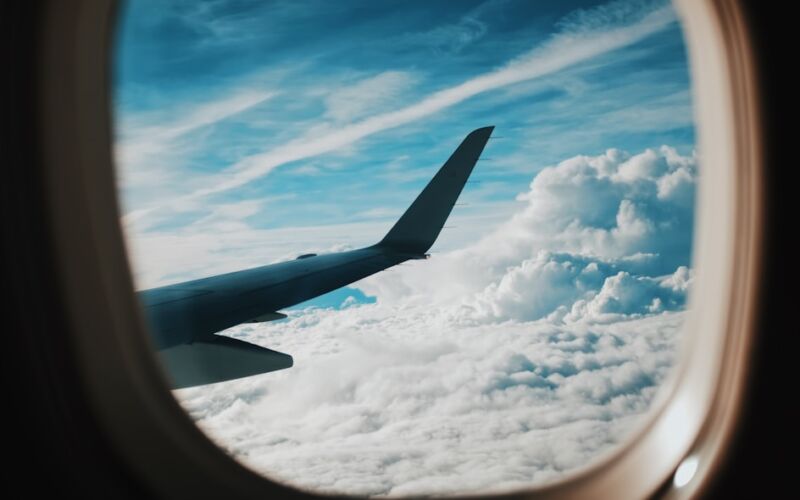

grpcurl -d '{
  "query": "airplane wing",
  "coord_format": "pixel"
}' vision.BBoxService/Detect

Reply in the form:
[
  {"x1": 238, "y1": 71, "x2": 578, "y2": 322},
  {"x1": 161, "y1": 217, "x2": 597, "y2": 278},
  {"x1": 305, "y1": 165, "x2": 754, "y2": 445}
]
[{"x1": 138, "y1": 126, "x2": 494, "y2": 388}]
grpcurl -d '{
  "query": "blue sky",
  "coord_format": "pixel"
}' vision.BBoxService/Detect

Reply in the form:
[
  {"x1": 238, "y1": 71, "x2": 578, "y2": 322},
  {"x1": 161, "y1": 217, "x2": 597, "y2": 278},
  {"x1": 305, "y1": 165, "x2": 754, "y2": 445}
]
[
  {"x1": 116, "y1": 2, "x2": 701, "y2": 493},
  {"x1": 115, "y1": 1, "x2": 694, "y2": 292}
]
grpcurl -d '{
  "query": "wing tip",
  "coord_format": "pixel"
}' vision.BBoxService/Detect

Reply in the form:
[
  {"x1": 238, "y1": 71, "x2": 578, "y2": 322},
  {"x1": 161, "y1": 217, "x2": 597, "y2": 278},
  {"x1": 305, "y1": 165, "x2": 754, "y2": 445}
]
[
  {"x1": 376, "y1": 126, "x2": 494, "y2": 254},
  {"x1": 469, "y1": 125, "x2": 495, "y2": 137}
]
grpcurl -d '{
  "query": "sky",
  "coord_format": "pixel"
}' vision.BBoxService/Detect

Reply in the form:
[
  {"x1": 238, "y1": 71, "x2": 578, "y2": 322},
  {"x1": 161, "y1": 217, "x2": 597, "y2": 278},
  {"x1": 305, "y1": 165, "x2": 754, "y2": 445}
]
[{"x1": 115, "y1": 0, "x2": 696, "y2": 496}]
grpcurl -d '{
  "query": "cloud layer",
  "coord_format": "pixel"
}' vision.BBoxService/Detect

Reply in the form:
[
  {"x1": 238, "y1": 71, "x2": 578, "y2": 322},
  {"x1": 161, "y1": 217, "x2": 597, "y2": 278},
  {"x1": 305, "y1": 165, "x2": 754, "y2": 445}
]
[
  {"x1": 173, "y1": 145, "x2": 696, "y2": 496},
  {"x1": 180, "y1": 311, "x2": 682, "y2": 497},
  {"x1": 359, "y1": 145, "x2": 696, "y2": 321}
]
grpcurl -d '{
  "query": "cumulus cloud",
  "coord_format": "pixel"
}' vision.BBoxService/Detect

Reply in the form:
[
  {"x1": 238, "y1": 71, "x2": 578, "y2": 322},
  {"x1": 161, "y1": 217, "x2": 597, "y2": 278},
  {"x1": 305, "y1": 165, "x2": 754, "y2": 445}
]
[
  {"x1": 178, "y1": 310, "x2": 682, "y2": 496},
  {"x1": 359, "y1": 145, "x2": 696, "y2": 314},
  {"x1": 171, "y1": 145, "x2": 696, "y2": 496}
]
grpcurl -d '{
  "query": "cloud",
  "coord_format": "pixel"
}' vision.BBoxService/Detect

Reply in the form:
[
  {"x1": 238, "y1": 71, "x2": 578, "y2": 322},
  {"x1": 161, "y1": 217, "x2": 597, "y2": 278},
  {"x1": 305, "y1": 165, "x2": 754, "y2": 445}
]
[
  {"x1": 392, "y1": 12, "x2": 488, "y2": 55},
  {"x1": 177, "y1": 310, "x2": 682, "y2": 496},
  {"x1": 124, "y1": 199, "x2": 521, "y2": 290},
  {"x1": 125, "y1": 215, "x2": 388, "y2": 289},
  {"x1": 115, "y1": 88, "x2": 276, "y2": 230},
  {"x1": 324, "y1": 71, "x2": 419, "y2": 123},
  {"x1": 171, "y1": 144, "x2": 696, "y2": 495},
  {"x1": 155, "y1": 1, "x2": 675, "y2": 204},
  {"x1": 116, "y1": 89, "x2": 274, "y2": 189},
  {"x1": 116, "y1": 0, "x2": 688, "y2": 265},
  {"x1": 463, "y1": 252, "x2": 612, "y2": 323},
  {"x1": 116, "y1": 1, "x2": 694, "y2": 493},
  {"x1": 359, "y1": 146, "x2": 696, "y2": 313},
  {"x1": 565, "y1": 266, "x2": 693, "y2": 323}
]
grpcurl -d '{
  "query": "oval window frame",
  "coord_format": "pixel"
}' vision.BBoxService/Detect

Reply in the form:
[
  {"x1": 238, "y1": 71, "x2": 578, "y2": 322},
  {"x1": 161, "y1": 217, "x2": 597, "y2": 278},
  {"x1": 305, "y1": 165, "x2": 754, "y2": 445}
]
[{"x1": 37, "y1": 1, "x2": 763, "y2": 498}]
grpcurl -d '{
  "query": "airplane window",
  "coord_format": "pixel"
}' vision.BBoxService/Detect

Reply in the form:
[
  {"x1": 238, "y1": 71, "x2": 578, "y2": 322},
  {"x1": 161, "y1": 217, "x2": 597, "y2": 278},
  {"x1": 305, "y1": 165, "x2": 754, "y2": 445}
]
[{"x1": 114, "y1": 0, "x2": 697, "y2": 496}]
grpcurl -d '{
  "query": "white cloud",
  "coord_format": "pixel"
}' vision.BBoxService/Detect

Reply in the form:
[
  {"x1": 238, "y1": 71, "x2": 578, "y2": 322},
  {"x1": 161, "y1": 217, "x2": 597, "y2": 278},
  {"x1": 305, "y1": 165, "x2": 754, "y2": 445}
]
[
  {"x1": 358, "y1": 146, "x2": 696, "y2": 310},
  {"x1": 126, "y1": 216, "x2": 387, "y2": 289},
  {"x1": 148, "y1": 2, "x2": 675, "y2": 205},
  {"x1": 177, "y1": 310, "x2": 682, "y2": 496},
  {"x1": 124, "y1": 196, "x2": 519, "y2": 290},
  {"x1": 463, "y1": 251, "x2": 606, "y2": 323},
  {"x1": 393, "y1": 13, "x2": 488, "y2": 55},
  {"x1": 116, "y1": 89, "x2": 274, "y2": 191},
  {"x1": 169, "y1": 145, "x2": 696, "y2": 495},
  {"x1": 615, "y1": 147, "x2": 668, "y2": 181},
  {"x1": 324, "y1": 71, "x2": 419, "y2": 123},
  {"x1": 117, "y1": 1, "x2": 694, "y2": 492},
  {"x1": 572, "y1": 266, "x2": 693, "y2": 322},
  {"x1": 116, "y1": 1, "x2": 682, "y2": 269}
]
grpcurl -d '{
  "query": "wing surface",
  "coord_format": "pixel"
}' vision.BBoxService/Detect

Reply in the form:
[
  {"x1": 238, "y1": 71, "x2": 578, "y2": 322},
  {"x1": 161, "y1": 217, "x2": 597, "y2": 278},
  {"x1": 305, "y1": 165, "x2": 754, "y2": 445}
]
[{"x1": 140, "y1": 127, "x2": 493, "y2": 387}]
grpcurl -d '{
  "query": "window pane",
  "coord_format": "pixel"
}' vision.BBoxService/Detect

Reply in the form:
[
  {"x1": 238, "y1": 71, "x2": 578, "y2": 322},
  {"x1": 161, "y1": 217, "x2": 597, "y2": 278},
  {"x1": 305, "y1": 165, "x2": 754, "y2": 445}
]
[{"x1": 114, "y1": 0, "x2": 696, "y2": 495}]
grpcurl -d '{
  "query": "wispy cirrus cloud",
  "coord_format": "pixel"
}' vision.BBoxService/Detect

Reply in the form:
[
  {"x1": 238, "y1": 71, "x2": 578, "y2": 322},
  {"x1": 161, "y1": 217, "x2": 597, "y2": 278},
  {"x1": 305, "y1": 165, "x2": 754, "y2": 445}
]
[
  {"x1": 117, "y1": 89, "x2": 274, "y2": 180},
  {"x1": 323, "y1": 71, "x2": 420, "y2": 123},
  {"x1": 116, "y1": 88, "x2": 275, "y2": 225},
  {"x1": 120, "y1": 1, "x2": 675, "y2": 225},
  {"x1": 184, "y1": 3, "x2": 675, "y2": 200},
  {"x1": 391, "y1": 12, "x2": 488, "y2": 55}
]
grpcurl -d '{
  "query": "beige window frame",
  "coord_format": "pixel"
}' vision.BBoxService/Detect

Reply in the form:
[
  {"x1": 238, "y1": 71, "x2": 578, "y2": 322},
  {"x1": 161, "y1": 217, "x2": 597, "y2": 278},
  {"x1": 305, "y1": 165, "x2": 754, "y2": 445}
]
[{"x1": 39, "y1": 1, "x2": 762, "y2": 498}]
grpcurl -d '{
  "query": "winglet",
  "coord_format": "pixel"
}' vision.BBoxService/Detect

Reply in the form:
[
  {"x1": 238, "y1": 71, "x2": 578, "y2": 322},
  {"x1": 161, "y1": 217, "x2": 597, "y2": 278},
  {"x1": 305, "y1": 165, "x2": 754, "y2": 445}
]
[{"x1": 376, "y1": 126, "x2": 493, "y2": 254}]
